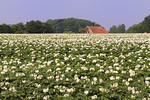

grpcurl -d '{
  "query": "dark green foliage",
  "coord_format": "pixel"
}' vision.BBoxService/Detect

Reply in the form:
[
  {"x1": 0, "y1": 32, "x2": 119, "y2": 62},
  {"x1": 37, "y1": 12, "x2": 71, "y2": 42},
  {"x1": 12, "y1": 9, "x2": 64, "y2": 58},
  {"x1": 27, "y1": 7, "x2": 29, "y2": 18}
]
[
  {"x1": 46, "y1": 18, "x2": 101, "y2": 33},
  {"x1": 0, "y1": 24, "x2": 12, "y2": 33},
  {"x1": 126, "y1": 24, "x2": 141, "y2": 33},
  {"x1": 26, "y1": 20, "x2": 44, "y2": 33},
  {"x1": 78, "y1": 28, "x2": 86, "y2": 33},
  {"x1": 11, "y1": 22, "x2": 25, "y2": 33},
  {"x1": 43, "y1": 23, "x2": 54, "y2": 33},
  {"x1": 25, "y1": 20, "x2": 54, "y2": 33},
  {"x1": 126, "y1": 15, "x2": 150, "y2": 33},
  {"x1": 117, "y1": 24, "x2": 125, "y2": 33},
  {"x1": 109, "y1": 25, "x2": 118, "y2": 33},
  {"x1": 140, "y1": 15, "x2": 150, "y2": 33},
  {"x1": 109, "y1": 24, "x2": 126, "y2": 33}
]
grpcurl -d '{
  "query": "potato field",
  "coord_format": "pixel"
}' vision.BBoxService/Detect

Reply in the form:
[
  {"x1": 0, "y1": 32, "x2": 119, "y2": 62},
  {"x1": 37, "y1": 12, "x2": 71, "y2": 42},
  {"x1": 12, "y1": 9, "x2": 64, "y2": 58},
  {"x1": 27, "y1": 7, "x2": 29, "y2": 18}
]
[{"x1": 0, "y1": 34, "x2": 150, "y2": 100}]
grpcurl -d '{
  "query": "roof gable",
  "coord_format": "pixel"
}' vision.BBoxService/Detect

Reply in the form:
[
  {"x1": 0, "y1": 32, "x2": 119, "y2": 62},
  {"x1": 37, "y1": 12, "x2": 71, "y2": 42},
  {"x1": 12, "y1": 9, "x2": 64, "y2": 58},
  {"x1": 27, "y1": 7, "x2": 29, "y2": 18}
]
[{"x1": 88, "y1": 26, "x2": 108, "y2": 33}]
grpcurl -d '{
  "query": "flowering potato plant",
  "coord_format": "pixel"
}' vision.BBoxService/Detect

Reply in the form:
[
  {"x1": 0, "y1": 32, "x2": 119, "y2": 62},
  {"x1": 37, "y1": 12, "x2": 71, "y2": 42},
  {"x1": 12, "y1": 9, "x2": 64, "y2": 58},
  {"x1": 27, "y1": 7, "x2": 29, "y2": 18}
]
[{"x1": 0, "y1": 34, "x2": 150, "y2": 100}]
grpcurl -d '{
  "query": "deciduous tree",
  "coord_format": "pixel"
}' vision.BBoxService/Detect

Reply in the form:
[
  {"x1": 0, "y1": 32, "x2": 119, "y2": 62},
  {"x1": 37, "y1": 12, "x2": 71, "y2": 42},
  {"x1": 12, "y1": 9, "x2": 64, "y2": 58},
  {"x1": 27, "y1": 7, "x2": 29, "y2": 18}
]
[{"x1": 11, "y1": 22, "x2": 25, "y2": 33}]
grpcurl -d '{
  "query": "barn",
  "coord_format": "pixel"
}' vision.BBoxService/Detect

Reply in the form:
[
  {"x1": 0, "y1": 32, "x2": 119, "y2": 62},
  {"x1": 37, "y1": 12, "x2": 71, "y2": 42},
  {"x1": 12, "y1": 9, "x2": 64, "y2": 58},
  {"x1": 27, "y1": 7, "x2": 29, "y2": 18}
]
[{"x1": 86, "y1": 26, "x2": 108, "y2": 34}]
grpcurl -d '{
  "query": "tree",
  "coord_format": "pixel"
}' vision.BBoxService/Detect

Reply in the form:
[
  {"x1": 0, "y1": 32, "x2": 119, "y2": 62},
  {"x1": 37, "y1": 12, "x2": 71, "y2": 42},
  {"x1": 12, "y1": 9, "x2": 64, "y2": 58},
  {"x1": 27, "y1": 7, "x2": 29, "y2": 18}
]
[
  {"x1": 11, "y1": 22, "x2": 25, "y2": 33},
  {"x1": 126, "y1": 15, "x2": 150, "y2": 33},
  {"x1": 140, "y1": 15, "x2": 150, "y2": 32},
  {"x1": 117, "y1": 24, "x2": 126, "y2": 33},
  {"x1": 78, "y1": 28, "x2": 86, "y2": 33},
  {"x1": 46, "y1": 18, "x2": 101, "y2": 33},
  {"x1": 42, "y1": 23, "x2": 54, "y2": 33},
  {"x1": 109, "y1": 24, "x2": 126, "y2": 33},
  {"x1": 94, "y1": 23, "x2": 101, "y2": 27},
  {"x1": 0, "y1": 25, "x2": 4, "y2": 33},
  {"x1": 126, "y1": 24, "x2": 141, "y2": 33},
  {"x1": 26, "y1": 20, "x2": 43, "y2": 33},
  {"x1": 25, "y1": 20, "x2": 54, "y2": 33},
  {"x1": 109, "y1": 25, "x2": 118, "y2": 33},
  {"x1": 0, "y1": 24, "x2": 12, "y2": 33}
]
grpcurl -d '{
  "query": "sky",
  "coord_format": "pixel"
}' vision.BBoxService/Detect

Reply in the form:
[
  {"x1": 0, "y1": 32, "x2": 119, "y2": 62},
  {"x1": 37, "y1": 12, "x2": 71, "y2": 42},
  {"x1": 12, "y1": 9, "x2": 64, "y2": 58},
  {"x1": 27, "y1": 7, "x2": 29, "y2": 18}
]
[{"x1": 0, "y1": 0, "x2": 150, "y2": 30}]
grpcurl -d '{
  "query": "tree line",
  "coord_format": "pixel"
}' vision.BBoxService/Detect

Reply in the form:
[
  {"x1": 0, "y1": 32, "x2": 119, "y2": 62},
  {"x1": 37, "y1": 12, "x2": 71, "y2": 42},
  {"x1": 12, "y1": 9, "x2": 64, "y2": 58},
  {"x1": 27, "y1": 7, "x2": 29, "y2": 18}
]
[
  {"x1": 0, "y1": 20, "x2": 54, "y2": 33},
  {"x1": 109, "y1": 15, "x2": 150, "y2": 33},
  {"x1": 0, "y1": 15, "x2": 150, "y2": 33},
  {"x1": 0, "y1": 18, "x2": 100, "y2": 33}
]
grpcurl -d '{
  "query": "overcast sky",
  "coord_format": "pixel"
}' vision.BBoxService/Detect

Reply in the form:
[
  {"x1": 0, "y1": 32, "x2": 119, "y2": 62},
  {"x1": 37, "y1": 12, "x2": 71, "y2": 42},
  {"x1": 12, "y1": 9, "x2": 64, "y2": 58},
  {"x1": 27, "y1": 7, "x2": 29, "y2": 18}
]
[{"x1": 0, "y1": 0, "x2": 150, "y2": 30}]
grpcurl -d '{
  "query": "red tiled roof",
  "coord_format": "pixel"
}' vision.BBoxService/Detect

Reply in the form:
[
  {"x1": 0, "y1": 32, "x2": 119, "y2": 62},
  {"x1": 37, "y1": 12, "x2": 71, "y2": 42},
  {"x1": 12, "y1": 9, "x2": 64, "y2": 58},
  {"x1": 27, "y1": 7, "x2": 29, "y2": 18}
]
[{"x1": 88, "y1": 26, "x2": 108, "y2": 33}]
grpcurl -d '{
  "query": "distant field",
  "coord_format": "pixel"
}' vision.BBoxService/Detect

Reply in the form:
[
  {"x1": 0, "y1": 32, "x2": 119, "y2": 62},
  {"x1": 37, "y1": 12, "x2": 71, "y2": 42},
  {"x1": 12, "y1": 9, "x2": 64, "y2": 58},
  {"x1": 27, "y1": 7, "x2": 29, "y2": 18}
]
[{"x1": 0, "y1": 34, "x2": 150, "y2": 99}]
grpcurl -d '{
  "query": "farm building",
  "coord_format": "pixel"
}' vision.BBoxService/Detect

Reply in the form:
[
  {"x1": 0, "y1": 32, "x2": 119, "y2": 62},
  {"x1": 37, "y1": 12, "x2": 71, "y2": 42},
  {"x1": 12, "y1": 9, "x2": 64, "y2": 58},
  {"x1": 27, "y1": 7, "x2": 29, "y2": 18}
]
[{"x1": 86, "y1": 26, "x2": 108, "y2": 34}]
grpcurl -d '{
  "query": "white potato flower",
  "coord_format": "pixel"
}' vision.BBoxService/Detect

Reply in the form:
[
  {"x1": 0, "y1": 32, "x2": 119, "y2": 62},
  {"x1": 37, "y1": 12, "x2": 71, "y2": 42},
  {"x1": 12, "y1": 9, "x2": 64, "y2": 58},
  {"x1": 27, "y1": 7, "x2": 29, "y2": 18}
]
[
  {"x1": 125, "y1": 81, "x2": 130, "y2": 86},
  {"x1": 92, "y1": 60, "x2": 97, "y2": 63},
  {"x1": 56, "y1": 68, "x2": 61, "y2": 71},
  {"x1": 116, "y1": 76, "x2": 120, "y2": 80},
  {"x1": 145, "y1": 81, "x2": 149, "y2": 86},
  {"x1": 108, "y1": 66, "x2": 112, "y2": 69},
  {"x1": 9, "y1": 87, "x2": 16, "y2": 92},
  {"x1": 22, "y1": 80, "x2": 26, "y2": 83},
  {"x1": 128, "y1": 87, "x2": 134, "y2": 91},
  {"x1": 64, "y1": 94, "x2": 69, "y2": 97},
  {"x1": 98, "y1": 69, "x2": 104, "y2": 72},
  {"x1": 145, "y1": 77, "x2": 150, "y2": 81},
  {"x1": 64, "y1": 57, "x2": 69, "y2": 60},
  {"x1": 60, "y1": 89, "x2": 65, "y2": 93},
  {"x1": 43, "y1": 88, "x2": 49, "y2": 93},
  {"x1": 114, "y1": 63, "x2": 119, "y2": 66},
  {"x1": 128, "y1": 78, "x2": 133, "y2": 81},
  {"x1": 90, "y1": 68, "x2": 95, "y2": 71},
  {"x1": 99, "y1": 88, "x2": 107, "y2": 92},
  {"x1": 5, "y1": 82, "x2": 10, "y2": 85},
  {"x1": 43, "y1": 95, "x2": 50, "y2": 100},
  {"x1": 116, "y1": 67, "x2": 120, "y2": 70},
  {"x1": 110, "y1": 76, "x2": 115, "y2": 80},
  {"x1": 37, "y1": 75, "x2": 43, "y2": 79},
  {"x1": 93, "y1": 77, "x2": 97, "y2": 81},
  {"x1": 99, "y1": 79, "x2": 103, "y2": 83},
  {"x1": 81, "y1": 67, "x2": 88, "y2": 71},
  {"x1": 91, "y1": 95, "x2": 97, "y2": 99},
  {"x1": 67, "y1": 88, "x2": 75, "y2": 92},
  {"x1": 111, "y1": 83, "x2": 118, "y2": 88},
  {"x1": 129, "y1": 69, "x2": 135, "y2": 77},
  {"x1": 35, "y1": 70, "x2": 39, "y2": 73},
  {"x1": 1, "y1": 71, "x2": 5, "y2": 75},
  {"x1": 105, "y1": 70, "x2": 110, "y2": 74},
  {"x1": 96, "y1": 64, "x2": 100, "y2": 67},
  {"x1": 2, "y1": 87, "x2": 7, "y2": 90},
  {"x1": 35, "y1": 83, "x2": 41, "y2": 88},
  {"x1": 121, "y1": 71, "x2": 126, "y2": 74},
  {"x1": 84, "y1": 90, "x2": 89, "y2": 95}
]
